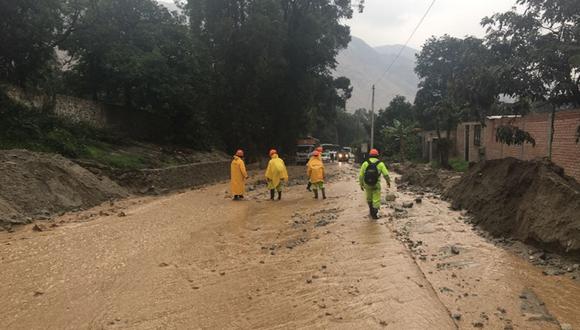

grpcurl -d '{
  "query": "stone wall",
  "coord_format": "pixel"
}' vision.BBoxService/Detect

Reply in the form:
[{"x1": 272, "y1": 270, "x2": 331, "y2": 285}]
[
  {"x1": 114, "y1": 161, "x2": 232, "y2": 193},
  {"x1": 6, "y1": 86, "x2": 108, "y2": 129}
]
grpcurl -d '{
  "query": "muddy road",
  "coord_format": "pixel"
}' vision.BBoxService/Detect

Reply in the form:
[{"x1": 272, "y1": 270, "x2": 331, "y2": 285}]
[{"x1": 1, "y1": 164, "x2": 579, "y2": 329}]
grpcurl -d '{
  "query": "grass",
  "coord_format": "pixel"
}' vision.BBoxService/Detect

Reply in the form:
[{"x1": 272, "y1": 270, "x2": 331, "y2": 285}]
[
  {"x1": 84, "y1": 144, "x2": 147, "y2": 170},
  {"x1": 449, "y1": 158, "x2": 469, "y2": 172},
  {"x1": 430, "y1": 158, "x2": 469, "y2": 172}
]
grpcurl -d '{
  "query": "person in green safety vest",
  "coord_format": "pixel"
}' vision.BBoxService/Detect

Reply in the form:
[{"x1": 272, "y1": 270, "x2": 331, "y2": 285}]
[{"x1": 358, "y1": 148, "x2": 391, "y2": 219}]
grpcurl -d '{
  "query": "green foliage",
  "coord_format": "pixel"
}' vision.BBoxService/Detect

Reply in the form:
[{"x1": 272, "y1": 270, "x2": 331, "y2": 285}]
[
  {"x1": 1, "y1": 0, "x2": 358, "y2": 154},
  {"x1": 448, "y1": 158, "x2": 469, "y2": 172},
  {"x1": 45, "y1": 127, "x2": 85, "y2": 158},
  {"x1": 482, "y1": 0, "x2": 580, "y2": 107},
  {"x1": 0, "y1": 0, "x2": 81, "y2": 87},
  {"x1": 84, "y1": 145, "x2": 146, "y2": 169},
  {"x1": 381, "y1": 119, "x2": 420, "y2": 162},
  {"x1": 414, "y1": 36, "x2": 502, "y2": 167},
  {"x1": 376, "y1": 96, "x2": 415, "y2": 131},
  {"x1": 495, "y1": 125, "x2": 536, "y2": 146}
]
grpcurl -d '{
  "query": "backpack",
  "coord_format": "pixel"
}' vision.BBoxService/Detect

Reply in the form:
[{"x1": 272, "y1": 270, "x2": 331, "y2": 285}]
[{"x1": 364, "y1": 160, "x2": 382, "y2": 185}]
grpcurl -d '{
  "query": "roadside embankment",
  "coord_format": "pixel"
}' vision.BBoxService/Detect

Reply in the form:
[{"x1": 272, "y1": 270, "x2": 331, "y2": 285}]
[
  {"x1": 444, "y1": 158, "x2": 580, "y2": 255},
  {"x1": 111, "y1": 161, "x2": 232, "y2": 194},
  {"x1": 396, "y1": 162, "x2": 461, "y2": 193},
  {"x1": 0, "y1": 149, "x2": 236, "y2": 229},
  {"x1": 0, "y1": 150, "x2": 128, "y2": 229}
]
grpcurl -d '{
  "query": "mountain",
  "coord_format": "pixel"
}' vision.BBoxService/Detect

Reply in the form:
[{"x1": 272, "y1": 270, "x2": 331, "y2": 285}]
[{"x1": 334, "y1": 36, "x2": 419, "y2": 112}]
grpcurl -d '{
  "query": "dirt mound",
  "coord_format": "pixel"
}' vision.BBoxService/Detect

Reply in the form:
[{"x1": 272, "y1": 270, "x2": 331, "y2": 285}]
[
  {"x1": 398, "y1": 163, "x2": 461, "y2": 192},
  {"x1": 0, "y1": 150, "x2": 128, "y2": 228},
  {"x1": 445, "y1": 158, "x2": 580, "y2": 254}
]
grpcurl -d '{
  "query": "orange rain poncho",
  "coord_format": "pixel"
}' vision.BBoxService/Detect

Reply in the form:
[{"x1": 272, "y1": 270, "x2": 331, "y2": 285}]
[
  {"x1": 265, "y1": 154, "x2": 288, "y2": 188},
  {"x1": 307, "y1": 155, "x2": 324, "y2": 183},
  {"x1": 230, "y1": 155, "x2": 248, "y2": 195}
]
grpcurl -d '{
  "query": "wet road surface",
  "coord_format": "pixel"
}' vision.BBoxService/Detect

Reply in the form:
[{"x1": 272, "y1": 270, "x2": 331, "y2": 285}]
[{"x1": 0, "y1": 164, "x2": 578, "y2": 329}]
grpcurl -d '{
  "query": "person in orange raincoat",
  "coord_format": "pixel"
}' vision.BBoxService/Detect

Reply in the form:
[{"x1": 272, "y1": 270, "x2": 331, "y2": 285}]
[
  {"x1": 265, "y1": 149, "x2": 288, "y2": 200},
  {"x1": 307, "y1": 150, "x2": 326, "y2": 199},
  {"x1": 306, "y1": 146, "x2": 323, "y2": 192},
  {"x1": 231, "y1": 149, "x2": 248, "y2": 200}
]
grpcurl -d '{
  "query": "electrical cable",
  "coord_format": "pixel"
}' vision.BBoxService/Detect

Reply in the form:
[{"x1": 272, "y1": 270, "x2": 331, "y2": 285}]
[{"x1": 373, "y1": 0, "x2": 437, "y2": 86}]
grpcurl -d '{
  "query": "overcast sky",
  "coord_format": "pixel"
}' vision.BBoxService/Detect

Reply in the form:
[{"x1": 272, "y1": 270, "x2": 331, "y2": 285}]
[{"x1": 348, "y1": 0, "x2": 517, "y2": 49}]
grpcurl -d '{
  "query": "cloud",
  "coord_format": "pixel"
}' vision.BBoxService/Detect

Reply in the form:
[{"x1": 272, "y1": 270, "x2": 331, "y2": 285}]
[{"x1": 348, "y1": 0, "x2": 517, "y2": 48}]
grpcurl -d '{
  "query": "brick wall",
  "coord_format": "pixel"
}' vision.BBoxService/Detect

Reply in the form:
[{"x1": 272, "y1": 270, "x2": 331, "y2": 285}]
[
  {"x1": 479, "y1": 110, "x2": 580, "y2": 182},
  {"x1": 551, "y1": 110, "x2": 580, "y2": 181}
]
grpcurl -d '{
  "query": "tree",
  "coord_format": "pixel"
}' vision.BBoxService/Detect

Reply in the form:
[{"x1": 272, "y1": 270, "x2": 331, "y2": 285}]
[
  {"x1": 61, "y1": 0, "x2": 212, "y2": 147},
  {"x1": 376, "y1": 95, "x2": 415, "y2": 131},
  {"x1": 483, "y1": 0, "x2": 580, "y2": 157},
  {"x1": 184, "y1": 0, "x2": 357, "y2": 153},
  {"x1": 482, "y1": 0, "x2": 580, "y2": 108},
  {"x1": 0, "y1": 0, "x2": 82, "y2": 88},
  {"x1": 414, "y1": 36, "x2": 499, "y2": 167},
  {"x1": 381, "y1": 119, "x2": 419, "y2": 162}
]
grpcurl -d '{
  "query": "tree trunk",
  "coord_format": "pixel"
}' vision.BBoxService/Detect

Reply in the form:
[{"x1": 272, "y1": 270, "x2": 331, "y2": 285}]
[{"x1": 400, "y1": 136, "x2": 406, "y2": 162}]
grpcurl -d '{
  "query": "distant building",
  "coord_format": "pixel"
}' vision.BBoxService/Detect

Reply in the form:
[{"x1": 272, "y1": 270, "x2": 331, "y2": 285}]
[{"x1": 420, "y1": 109, "x2": 580, "y2": 182}]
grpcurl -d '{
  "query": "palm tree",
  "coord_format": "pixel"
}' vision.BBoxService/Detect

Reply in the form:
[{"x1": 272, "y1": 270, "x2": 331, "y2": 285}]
[{"x1": 382, "y1": 119, "x2": 418, "y2": 162}]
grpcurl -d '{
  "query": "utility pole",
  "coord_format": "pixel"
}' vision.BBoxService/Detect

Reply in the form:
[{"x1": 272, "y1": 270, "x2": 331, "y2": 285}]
[{"x1": 370, "y1": 84, "x2": 375, "y2": 149}]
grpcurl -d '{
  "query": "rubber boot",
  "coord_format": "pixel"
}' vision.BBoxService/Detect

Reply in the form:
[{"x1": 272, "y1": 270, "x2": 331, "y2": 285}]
[
  {"x1": 307, "y1": 182, "x2": 312, "y2": 192},
  {"x1": 270, "y1": 189, "x2": 275, "y2": 200},
  {"x1": 371, "y1": 207, "x2": 379, "y2": 220},
  {"x1": 314, "y1": 190, "x2": 319, "y2": 199},
  {"x1": 233, "y1": 195, "x2": 240, "y2": 201},
  {"x1": 321, "y1": 188, "x2": 326, "y2": 200},
  {"x1": 278, "y1": 191, "x2": 282, "y2": 200},
  {"x1": 368, "y1": 202, "x2": 374, "y2": 217}
]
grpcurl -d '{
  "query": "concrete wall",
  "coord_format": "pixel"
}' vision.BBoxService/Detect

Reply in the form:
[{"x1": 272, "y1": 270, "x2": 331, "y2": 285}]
[
  {"x1": 456, "y1": 109, "x2": 580, "y2": 182},
  {"x1": 420, "y1": 130, "x2": 456, "y2": 162},
  {"x1": 456, "y1": 122, "x2": 484, "y2": 163}
]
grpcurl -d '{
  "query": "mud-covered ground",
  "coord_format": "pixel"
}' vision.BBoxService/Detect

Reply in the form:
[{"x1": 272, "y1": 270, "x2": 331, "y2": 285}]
[{"x1": 1, "y1": 163, "x2": 579, "y2": 329}]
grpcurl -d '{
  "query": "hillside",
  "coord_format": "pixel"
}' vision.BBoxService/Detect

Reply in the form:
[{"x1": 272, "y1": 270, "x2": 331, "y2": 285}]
[{"x1": 335, "y1": 36, "x2": 419, "y2": 112}]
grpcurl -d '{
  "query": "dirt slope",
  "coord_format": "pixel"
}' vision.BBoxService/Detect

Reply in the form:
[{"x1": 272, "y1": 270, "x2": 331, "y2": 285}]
[
  {"x1": 0, "y1": 150, "x2": 128, "y2": 227},
  {"x1": 445, "y1": 158, "x2": 580, "y2": 254}
]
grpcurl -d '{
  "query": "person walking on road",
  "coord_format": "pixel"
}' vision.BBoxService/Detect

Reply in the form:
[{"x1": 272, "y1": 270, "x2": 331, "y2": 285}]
[
  {"x1": 265, "y1": 149, "x2": 289, "y2": 200},
  {"x1": 306, "y1": 146, "x2": 323, "y2": 191},
  {"x1": 231, "y1": 149, "x2": 249, "y2": 200},
  {"x1": 307, "y1": 150, "x2": 326, "y2": 199},
  {"x1": 359, "y1": 149, "x2": 390, "y2": 219}
]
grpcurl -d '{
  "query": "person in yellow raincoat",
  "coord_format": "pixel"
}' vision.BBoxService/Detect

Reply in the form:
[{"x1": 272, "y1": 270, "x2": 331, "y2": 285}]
[
  {"x1": 307, "y1": 150, "x2": 326, "y2": 199},
  {"x1": 265, "y1": 149, "x2": 288, "y2": 200},
  {"x1": 306, "y1": 146, "x2": 323, "y2": 191},
  {"x1": 230, "y1": 149, "x2": 248, "y2": 200}
]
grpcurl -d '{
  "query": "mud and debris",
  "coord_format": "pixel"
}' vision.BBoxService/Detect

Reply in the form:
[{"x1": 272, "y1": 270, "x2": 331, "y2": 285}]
[
  {"x1": 0, "y1": 149, "x2": 128, "y2": 229},
  {"x1": 397, "y1": 162, "x2": 461, "y2": 193},
  {"x1": 1, "y1": 161, "x2": 579, "y2": 329},
  {"x1": 445, "y1": 157, "x2": 580, "y2": 255}
]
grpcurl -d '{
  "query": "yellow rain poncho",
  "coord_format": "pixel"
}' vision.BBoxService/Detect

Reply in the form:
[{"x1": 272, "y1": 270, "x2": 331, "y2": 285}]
[
  {"x1": 230, "y1": 156, "x2": 248, "y2": 195},
  {"x1": 265, "y1": 154, "x2": 288, "y2": 188},
  {"x1": 307, "y1": 156, "x2": 324, "y2": 183}
]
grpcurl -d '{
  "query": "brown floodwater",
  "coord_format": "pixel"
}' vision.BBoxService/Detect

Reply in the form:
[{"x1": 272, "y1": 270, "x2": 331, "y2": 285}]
[{"x1": 0, "y1": 164, "x2": 577, "y2": 329}]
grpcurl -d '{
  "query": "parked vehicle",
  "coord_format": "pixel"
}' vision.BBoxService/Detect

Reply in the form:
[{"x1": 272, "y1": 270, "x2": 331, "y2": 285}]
[
  {"x1": 295, "y1": 145, "x2": 314, "y2": 165},
  {"x1": 320, "y1": 150, "x2": 331, "y2": 162},
  {"x1": 320, "y1": 143, "x2": 340, "y2": 162},
  {"x1": 337, "y1": 147, "x2": 353, "y2": 162}
]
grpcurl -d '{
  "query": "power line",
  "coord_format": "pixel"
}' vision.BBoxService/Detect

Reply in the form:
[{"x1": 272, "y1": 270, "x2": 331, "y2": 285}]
[
  {"x1": 368, "y1": 0, "x2": 436, "y2": 149},
  {"x1": 373, "y1": 0, "x2": 437, "y2": 86}
]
